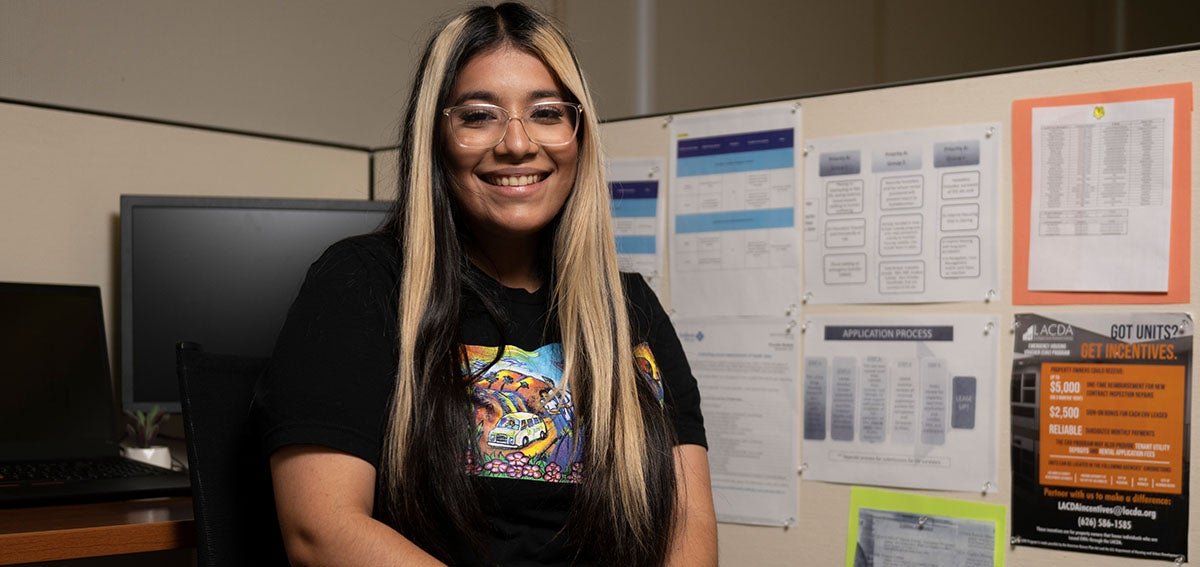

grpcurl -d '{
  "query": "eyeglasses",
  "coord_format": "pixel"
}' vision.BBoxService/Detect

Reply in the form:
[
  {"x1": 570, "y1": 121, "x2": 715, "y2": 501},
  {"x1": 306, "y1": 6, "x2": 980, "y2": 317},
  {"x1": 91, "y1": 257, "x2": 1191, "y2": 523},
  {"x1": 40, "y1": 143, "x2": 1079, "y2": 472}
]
[{"x1": 442, "y1": 101, "x2": 582, "y2": 149}]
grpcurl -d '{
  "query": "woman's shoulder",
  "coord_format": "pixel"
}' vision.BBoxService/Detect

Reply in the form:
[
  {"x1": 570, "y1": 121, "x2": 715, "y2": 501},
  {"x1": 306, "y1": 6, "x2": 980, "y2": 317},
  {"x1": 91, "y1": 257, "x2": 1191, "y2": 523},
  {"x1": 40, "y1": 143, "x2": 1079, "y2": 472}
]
[
  {"x1": 312, "y1": 232, "x2": 399, "y2": 270},
  {"x1": 618, "y1": 272, "x2": 667, "y2": 338},
  {"x1": 303, "y1": 231, "x2": 402, "y2": 291},
  {"x1": 322, "y1": 231, "x2": 399, "y2": 259},
  {"x1": 618, "y1": 271, "x2": 656, "y2": 306},
  {"x1": 618, "y1": 270, "x2": 648, "y2": 291}
]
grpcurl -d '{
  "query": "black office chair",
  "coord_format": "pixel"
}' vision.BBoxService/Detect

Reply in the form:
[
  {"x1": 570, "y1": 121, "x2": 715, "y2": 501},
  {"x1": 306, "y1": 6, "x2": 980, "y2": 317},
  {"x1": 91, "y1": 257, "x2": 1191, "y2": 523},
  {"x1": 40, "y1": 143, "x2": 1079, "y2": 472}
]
[{"x1": 176, "y1": 342, "x2": 289, "y2": 566}]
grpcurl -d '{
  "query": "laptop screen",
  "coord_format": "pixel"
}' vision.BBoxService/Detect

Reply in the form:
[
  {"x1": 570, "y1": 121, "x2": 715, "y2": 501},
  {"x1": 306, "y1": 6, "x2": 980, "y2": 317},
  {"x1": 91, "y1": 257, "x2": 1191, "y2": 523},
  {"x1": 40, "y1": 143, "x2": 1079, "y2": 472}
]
[{"x1": 0, "y1": 283, "x2": 118, "y2": 460}]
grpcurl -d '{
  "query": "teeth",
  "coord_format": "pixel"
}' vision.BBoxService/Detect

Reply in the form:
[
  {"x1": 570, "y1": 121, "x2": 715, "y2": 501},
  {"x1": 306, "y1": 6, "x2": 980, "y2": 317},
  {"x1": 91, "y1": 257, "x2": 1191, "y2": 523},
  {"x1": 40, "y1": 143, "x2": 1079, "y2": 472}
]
[{"x1": 489, "y1": 175, "x2": 540, "y2": 186}]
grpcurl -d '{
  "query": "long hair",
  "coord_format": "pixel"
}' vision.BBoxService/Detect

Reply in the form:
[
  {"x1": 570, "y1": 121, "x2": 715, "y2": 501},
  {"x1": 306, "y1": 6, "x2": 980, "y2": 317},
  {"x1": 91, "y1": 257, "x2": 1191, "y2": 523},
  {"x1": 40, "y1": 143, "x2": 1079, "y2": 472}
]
[{"x1": 378, "y1": 3, "x2": 677, "y2": 564}]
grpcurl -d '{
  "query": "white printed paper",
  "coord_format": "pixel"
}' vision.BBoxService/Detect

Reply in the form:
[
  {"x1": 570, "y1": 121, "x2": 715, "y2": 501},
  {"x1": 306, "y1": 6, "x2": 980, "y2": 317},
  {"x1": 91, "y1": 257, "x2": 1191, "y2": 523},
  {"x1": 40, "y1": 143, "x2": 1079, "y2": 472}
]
[
  {"x1": 670, "y1": 104, "x2": 802, "y2": 317},
  {"x1": 1028, "y1": 99, "x2": 1174, "y2": 291},
  {"x1": 802, "y1": 315, "x2": 997, "y2": 492},
  {"x1": 675, "y1": 317, "x2": 799, "y2": 526},
  {"x1": 803, "y1": 124, "x2": 999, "y2": 303},
  {"x1": 608, "y1": 158, "x2": 667, "y2": 295}
]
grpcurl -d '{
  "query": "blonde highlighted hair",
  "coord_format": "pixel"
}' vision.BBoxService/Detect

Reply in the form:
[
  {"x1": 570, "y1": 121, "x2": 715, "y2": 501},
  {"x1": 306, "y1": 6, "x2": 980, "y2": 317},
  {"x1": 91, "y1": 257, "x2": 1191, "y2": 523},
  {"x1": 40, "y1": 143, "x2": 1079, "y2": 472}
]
[{"x1": 378, "y1": 3, "x2": 676, "y2": 564}]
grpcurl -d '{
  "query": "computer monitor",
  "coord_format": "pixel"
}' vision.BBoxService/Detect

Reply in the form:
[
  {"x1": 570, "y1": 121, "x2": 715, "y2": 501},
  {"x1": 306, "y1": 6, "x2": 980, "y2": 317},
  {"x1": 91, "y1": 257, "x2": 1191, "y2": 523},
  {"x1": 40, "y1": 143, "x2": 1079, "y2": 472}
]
[{"x1": 120, "y1": 195, "x2": 391, "y2": 412}]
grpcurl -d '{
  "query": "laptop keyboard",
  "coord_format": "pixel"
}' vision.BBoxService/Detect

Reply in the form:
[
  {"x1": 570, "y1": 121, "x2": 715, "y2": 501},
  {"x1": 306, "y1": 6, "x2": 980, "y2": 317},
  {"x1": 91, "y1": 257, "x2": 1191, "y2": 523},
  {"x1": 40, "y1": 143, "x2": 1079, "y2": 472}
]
[{"x1": 0, "y1": 457, "x2": 176, "y2": 484}]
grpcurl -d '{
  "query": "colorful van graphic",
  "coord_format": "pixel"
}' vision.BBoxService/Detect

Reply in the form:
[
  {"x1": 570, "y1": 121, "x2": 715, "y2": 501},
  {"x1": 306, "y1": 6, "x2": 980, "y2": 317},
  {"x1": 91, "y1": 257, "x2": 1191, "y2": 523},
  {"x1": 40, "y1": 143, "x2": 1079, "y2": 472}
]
[{"x1": 487, "y1": 411, "x2": 548, "y2": 450}]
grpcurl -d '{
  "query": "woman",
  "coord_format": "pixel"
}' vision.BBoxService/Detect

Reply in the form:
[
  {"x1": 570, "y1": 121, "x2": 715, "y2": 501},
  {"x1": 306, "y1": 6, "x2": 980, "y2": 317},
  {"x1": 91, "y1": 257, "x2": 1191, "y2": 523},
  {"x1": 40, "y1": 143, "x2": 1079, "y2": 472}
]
[{"x1": 256, "y1": 3, "x2": 716, "y2": 565}]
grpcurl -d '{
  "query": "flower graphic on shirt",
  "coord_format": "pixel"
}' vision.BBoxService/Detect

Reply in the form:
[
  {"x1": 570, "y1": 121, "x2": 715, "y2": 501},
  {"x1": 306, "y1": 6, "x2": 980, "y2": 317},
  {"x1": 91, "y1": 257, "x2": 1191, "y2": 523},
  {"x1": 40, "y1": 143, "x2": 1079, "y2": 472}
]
[
  {"x1": 543, "y1": 462, "x2": 562, "y2": 482},
  {"x1": 565, "y1": 461, "x2": 585, "y2": 483},
  {"x1": 483, "y1": 459, "x2": 508, "y2": 474},
  {"x1": 505, "y1": 452, "x2": 530, "y2": 467}
]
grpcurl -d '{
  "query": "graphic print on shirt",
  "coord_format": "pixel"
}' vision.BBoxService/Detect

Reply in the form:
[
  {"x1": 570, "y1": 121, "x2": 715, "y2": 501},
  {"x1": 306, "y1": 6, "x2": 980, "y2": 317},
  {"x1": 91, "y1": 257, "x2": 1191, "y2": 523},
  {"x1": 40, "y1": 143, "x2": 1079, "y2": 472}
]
[
  {"x1": 633, "y1": 342, "x2": 665, "y2": 403},
  {"x1": 464, "y1": 342, "x2": 665, "y2": 483}
]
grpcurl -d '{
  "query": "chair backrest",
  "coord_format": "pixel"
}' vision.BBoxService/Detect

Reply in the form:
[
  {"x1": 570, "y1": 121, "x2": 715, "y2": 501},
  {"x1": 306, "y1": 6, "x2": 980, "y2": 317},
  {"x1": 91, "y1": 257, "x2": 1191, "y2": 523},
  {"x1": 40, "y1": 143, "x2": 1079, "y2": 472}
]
[{"x1": 176, "y1": 342, "x2": 288, "y2": 566}]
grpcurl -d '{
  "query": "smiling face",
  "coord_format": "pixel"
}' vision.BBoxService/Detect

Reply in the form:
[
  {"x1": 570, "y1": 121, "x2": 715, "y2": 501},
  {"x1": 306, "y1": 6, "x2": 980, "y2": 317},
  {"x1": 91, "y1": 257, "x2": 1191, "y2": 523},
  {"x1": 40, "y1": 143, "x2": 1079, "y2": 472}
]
[{"x1": 443, "y1": 46, "x2": 579, "y2": 243}]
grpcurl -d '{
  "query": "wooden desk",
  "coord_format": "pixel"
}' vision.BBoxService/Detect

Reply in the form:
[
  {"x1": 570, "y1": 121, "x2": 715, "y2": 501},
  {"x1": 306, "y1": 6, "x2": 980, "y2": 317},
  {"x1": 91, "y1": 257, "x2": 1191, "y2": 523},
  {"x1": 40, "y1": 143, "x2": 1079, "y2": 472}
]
[{"x1": 0, "y1": 497, "x2": 194, "y2": 564}]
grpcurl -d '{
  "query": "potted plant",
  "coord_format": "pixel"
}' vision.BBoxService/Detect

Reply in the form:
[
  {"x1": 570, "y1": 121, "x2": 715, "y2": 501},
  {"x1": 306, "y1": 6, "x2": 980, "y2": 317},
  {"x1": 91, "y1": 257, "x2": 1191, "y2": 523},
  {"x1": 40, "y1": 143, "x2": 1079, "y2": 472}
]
[{"x1": 123, "y1": 406, "x2": 173, "y2": 469}]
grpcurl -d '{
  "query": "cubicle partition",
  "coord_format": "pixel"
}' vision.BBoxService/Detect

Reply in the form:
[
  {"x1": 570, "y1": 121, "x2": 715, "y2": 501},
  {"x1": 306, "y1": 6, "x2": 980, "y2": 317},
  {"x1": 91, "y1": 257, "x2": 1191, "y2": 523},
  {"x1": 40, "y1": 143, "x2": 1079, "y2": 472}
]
[
  {"x1": 0, "y1": 101, "x2": 371, "y2": 372},
  {"x1": 597, "y1": 48, "x2": 1199, "y2": 566}
]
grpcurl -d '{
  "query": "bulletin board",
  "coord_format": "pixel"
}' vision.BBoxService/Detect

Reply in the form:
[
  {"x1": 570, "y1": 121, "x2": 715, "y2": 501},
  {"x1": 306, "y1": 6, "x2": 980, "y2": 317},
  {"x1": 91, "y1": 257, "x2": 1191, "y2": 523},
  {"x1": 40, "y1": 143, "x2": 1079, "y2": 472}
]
[{"x1": 597, "y1": 48, "x2": 1200, "y2": 567}]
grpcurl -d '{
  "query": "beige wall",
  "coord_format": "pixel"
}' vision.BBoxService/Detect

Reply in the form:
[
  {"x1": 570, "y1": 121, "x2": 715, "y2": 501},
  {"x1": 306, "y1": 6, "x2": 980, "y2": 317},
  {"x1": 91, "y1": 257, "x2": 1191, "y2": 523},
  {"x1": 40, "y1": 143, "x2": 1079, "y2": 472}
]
[
  {"x1": 598, "y1": 48, "x2": 1200, "y2": 566},
  {"x1": 875, "y1": 1, "x2": 1114, "y2": 83},
  {"x1": 560, "y1": 0, "x2": 643, "y2": 116},
  {"x1": 4, "y1": 1, "x2": 1197, "y2": 147},
  {"x1": 373, "y1": 147, "x2": 401, "y2": 202},
  {"x1": 0, "y1": 0, "x2": 555, "y2": 149},
  {"x1": 647, "y1": 0, "x2": 878, "y2": 115}
]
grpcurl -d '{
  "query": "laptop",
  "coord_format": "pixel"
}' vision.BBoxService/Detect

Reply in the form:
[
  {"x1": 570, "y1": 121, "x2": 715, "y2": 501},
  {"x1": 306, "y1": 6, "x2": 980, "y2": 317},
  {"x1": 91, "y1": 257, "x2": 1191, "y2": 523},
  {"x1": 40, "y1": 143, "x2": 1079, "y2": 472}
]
[{"x1": 0, "y1": 282, "x2": 191, "y2": 507}]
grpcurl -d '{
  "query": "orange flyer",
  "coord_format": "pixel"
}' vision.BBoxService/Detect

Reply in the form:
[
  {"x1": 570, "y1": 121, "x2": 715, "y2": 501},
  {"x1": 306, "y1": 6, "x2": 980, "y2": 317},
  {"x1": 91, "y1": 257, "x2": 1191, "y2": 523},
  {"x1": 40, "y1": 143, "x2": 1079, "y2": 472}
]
[
  {"x1": 1038, "y1": 362, "x2": 1185, "y2": 494},
  {"x1": 1012, "y1": 83, "x2": 1192, "y2": 304}
]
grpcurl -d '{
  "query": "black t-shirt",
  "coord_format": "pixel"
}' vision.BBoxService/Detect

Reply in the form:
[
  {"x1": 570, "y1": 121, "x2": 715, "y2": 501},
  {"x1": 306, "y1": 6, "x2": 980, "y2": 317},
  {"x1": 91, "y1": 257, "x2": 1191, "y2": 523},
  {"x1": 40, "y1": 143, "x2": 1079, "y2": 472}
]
[{"x1": 255, "y1": 233, "x2": 706, "y2": 565}]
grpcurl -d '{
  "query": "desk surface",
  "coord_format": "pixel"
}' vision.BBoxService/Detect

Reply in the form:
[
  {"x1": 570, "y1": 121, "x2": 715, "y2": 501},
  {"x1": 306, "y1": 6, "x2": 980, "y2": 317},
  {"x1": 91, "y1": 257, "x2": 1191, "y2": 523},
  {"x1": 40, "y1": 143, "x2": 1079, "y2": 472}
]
[{"x1": 0, "y1": 496, "x2": 194, "y2": 565}]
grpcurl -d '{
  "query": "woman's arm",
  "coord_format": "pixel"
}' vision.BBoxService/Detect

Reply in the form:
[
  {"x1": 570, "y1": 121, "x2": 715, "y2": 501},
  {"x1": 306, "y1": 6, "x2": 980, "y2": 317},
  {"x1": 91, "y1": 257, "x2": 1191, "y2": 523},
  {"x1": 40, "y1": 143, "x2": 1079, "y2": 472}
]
[
  {"x1": 270, "y1": 445, "x2": 444, "y2": 567},
  {"x1": 667, "y1": 443, "x2": 718, "y2": 567}
]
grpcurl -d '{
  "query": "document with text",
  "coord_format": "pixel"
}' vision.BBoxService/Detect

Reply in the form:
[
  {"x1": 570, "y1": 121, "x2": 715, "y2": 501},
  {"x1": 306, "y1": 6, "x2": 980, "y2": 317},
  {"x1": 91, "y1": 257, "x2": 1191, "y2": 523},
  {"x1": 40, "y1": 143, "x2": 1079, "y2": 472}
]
[
  {"x1": 802, "y1": 315, "x2": 998, "y2": 492},
  {"x1": 608, "y1": 158, "x2": 667, "y2": 296},
  {"x1": 803, "y1": 124, "x2": 999, "y2": 304},
  {"x1": 1028, "y1": 99, "x2": 1175, "y2": 292},
  {"x1": 848, "y1": 487, "x2": 1006, "y2": 567},
  {"x1": 670, "y1": 103, "x2": 801, "y2": 318},
  {"x1": 675, "y1": 316, "x2": 799, "y2": 526}
]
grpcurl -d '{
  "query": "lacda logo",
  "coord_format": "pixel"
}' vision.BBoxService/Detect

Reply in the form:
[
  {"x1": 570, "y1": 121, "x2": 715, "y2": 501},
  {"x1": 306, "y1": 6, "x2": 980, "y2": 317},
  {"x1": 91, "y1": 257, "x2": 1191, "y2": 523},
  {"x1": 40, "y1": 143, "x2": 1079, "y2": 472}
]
[{"x1": 1022, "y1": 322, "x2": 1074, "y2": 342}]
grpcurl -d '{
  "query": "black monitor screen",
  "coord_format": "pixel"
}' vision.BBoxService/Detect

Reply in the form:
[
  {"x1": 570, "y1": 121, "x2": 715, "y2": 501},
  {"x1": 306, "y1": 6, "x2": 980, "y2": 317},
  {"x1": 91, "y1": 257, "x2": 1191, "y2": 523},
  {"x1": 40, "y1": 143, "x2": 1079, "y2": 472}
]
[{"x1": 120, "y1": 195, "x2": 390, "y2": 412}]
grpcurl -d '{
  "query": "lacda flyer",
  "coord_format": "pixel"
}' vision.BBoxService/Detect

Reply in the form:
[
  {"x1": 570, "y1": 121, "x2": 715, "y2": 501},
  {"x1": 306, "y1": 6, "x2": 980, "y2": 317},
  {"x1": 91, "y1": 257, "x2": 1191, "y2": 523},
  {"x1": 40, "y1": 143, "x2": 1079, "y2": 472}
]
[{"x1": 1011, "y1": 313, "x2": 1191, "y2": 562}]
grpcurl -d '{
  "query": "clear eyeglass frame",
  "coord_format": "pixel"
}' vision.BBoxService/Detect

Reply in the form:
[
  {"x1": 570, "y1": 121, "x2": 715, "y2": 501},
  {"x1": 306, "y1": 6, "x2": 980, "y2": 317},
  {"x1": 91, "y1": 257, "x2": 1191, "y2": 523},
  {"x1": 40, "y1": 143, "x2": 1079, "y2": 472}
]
[{"x1": 441, "y1": 101, "x2": 583, "y2": 149}]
